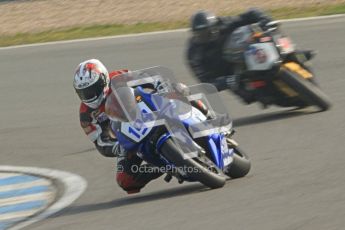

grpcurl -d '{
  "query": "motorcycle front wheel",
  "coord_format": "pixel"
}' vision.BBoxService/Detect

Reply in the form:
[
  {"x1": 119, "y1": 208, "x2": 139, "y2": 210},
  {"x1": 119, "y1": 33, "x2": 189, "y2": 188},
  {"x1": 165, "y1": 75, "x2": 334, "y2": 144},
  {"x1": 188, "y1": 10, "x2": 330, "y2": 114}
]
[
  {"x1": 160, "y1": 139, "x2": 226, "y2": 189},
  {"x1": 225, "y1": 146, "x2": 251, "y2": 179},
  {"x1": 279, "y1": 66, "x2": 332, "y2": 111}
]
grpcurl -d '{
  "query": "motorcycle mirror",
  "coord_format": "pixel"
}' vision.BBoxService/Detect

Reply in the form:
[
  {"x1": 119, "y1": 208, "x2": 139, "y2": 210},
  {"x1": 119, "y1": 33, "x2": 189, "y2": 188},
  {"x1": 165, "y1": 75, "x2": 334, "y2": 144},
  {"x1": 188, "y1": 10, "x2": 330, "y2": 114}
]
[
  {"x1": 267, "y1": 27, "x2": 278, "y2": 33},
  {"x1": 267, "y1": 21, "x2": 281, "y2": 28}
]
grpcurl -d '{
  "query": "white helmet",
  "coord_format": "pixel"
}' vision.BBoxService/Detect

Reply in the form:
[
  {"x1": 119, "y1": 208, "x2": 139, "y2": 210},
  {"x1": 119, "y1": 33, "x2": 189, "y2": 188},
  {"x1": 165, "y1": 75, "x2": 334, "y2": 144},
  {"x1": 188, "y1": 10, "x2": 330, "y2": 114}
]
[{"x1": 73, "y1": 59, "x2": 110, "y2": 108}]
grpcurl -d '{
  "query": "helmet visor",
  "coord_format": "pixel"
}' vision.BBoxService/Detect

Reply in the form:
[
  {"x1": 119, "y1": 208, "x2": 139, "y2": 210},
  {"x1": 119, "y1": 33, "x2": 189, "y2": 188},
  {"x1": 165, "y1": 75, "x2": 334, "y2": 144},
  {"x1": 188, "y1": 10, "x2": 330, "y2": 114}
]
[{"x1": 75, "y1": 77, "x2": 105, "y2": 102}]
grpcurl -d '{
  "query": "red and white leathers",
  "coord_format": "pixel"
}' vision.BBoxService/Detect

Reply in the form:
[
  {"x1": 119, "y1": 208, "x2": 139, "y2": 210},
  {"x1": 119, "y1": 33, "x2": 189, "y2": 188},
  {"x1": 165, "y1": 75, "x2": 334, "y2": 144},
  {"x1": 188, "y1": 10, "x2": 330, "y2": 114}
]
[
  {"x1": 79, "y1": 70, "x2": 128, "y2": 157},
  {"x1": 79, "y1": 69, "x2": 162, "y2": 194}
]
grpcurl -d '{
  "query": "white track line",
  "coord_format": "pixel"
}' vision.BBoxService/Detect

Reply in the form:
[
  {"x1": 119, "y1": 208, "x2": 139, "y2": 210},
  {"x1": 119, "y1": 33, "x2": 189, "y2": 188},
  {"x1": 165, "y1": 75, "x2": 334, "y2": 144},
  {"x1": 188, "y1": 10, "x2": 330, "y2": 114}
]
[
  {"x1": 0, "y1": 173, "x2": 17, "y2": 179},
  {"x1": 280, "y1": 14, "x2": 345, "y2": 22},
  {"x1": 0, "y1": 28, "x2": 188, "y2": 51},
  {"x1": 0, "y1": 14, "x2": 344, "y2": 51},
  {"x1": 0, "y1": 179, "x2": 51, "y2": 193},
  {"x1": 0, "y1": 166, "x2": 87, "y2": 230},
  {"x1": 0, "y1": 209, "x2": 42, "y2": 222},
  {"x1": 0, "y1": 192, "x2": 53, "y2": 207}
]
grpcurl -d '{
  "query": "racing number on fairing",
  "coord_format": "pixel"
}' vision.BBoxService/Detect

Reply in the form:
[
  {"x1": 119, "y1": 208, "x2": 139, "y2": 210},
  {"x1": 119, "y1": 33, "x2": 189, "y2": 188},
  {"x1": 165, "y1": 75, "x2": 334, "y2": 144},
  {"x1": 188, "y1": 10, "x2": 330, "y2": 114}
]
[
  {"x1": 120, "y1": 102, "x2": 153, "y2": 142},
  {"x1": 128, "y1": 115, "x2": 148, "y2": 139},
  {"x1": 128, "y1": 125, "x2": 147, "y2": 139}
]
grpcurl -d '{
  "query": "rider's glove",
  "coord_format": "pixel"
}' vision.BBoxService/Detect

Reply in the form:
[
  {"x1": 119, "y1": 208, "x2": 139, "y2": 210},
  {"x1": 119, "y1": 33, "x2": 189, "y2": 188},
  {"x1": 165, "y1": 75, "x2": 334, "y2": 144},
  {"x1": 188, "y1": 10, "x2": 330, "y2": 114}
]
[
  {"x1": 260, "y1": 20, "x2": 280, "y2": 31},
  {"x1": 214, "y1": 75, "x2": 240, "y2": 91},
  {"x1": 112, "y1": 142, "x2": 124, "y2": 157},
  {"x1": 154, "y1": 79, "x2": 172, "y2": 94}
]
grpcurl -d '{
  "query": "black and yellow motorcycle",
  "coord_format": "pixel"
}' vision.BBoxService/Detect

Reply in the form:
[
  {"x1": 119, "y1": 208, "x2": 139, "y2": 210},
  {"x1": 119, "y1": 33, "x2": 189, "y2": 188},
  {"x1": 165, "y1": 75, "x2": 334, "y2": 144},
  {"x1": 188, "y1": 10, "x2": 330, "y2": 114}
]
[{"x1": 223, "y1": 21, "x2": 331, "y2": 111}]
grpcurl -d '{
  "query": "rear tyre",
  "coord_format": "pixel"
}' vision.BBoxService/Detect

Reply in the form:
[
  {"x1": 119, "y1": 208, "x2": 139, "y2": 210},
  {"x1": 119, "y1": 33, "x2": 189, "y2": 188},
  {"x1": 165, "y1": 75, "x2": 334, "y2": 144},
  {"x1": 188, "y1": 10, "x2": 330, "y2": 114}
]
[
  {"x1": 279, "y1": 68, "x2": 331, "y2": 111},
  {"x1": 160, "y1": 139, "x2": 226, "y2": 189},
  {"x1": 226, "y1": 147, "x2": 251, "y2": 179}
]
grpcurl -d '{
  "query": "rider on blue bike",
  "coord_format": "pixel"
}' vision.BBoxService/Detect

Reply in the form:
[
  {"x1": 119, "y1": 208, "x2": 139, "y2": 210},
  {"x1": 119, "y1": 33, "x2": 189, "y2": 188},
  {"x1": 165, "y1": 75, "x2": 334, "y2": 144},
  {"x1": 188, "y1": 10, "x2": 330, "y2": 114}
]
[{"x1": 73, "y1": 59, "x2": 209, "y2": 194}]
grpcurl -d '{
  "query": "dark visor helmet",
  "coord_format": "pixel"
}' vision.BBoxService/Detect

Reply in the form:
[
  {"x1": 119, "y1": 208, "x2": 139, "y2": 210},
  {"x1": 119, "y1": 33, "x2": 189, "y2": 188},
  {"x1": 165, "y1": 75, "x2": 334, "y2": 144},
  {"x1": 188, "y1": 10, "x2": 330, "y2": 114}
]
[
  {"x1": 190, "y1": 10, "x2": 219, "y2": 43},
  {"x1": 73, "y1": 59, "x2": 110, "y2": 108}
]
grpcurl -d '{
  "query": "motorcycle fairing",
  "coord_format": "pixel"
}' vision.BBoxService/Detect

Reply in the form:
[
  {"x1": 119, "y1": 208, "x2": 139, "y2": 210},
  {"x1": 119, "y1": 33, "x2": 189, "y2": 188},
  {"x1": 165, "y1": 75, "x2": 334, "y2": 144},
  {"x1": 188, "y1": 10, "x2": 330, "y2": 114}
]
[{"x1": 111, "y1": 84, "x2": 234, "y2": 174}]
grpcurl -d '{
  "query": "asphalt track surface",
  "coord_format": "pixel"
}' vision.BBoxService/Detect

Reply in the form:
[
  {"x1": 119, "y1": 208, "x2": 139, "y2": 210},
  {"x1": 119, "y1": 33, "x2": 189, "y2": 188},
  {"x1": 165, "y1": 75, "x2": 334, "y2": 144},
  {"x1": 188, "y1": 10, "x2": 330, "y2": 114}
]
[{"x1": 1, "y1": 16, "x2": 345, "y2": 230}]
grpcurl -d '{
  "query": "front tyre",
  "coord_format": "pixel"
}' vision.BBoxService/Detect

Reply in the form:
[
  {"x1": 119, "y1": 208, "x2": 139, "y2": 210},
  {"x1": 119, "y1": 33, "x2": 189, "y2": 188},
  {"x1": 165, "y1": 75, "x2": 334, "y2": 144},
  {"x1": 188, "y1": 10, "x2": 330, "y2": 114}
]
[
  {"x1": 226, "y1": 147, "x2": 251, "y2": 178},
  {"x1": 279, "y1": 67, "x2": 332, "y2": 111},
  {"x1": 160, "y1": 139, "x2": 226, "y2": 189}
]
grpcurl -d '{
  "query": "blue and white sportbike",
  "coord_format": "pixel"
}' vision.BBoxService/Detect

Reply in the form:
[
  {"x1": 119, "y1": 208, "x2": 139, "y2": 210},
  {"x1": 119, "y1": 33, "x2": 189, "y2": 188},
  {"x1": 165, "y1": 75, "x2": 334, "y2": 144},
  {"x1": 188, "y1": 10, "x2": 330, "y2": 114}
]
[{"x1": 105, "y1": 67, "x2": 250, "y2": 189}]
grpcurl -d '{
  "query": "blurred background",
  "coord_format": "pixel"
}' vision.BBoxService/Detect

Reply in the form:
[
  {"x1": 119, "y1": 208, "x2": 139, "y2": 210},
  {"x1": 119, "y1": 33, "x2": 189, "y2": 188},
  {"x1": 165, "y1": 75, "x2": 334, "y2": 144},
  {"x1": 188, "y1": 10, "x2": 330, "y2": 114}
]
[{"x1": 0, "y1": 0, "x2": 344, "y2": 46}]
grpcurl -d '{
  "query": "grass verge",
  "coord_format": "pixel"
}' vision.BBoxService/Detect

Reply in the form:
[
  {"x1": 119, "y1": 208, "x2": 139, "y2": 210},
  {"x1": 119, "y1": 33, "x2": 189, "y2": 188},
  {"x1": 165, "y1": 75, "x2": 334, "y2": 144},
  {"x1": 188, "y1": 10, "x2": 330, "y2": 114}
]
[{"x1": 1, "y1": 3, "x2": 344, "y2": 47}]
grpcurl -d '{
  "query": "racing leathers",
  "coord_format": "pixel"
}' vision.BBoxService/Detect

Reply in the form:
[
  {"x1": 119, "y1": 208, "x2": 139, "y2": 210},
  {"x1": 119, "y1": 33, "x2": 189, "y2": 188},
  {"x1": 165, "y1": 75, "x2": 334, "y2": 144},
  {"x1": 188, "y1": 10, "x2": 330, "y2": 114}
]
[
  {"x1": 79, "y1": 70, "x2": 127, "y2": 158},
  {"x1": 79, "y1": 69, "x2": 161, "y2": 194}
]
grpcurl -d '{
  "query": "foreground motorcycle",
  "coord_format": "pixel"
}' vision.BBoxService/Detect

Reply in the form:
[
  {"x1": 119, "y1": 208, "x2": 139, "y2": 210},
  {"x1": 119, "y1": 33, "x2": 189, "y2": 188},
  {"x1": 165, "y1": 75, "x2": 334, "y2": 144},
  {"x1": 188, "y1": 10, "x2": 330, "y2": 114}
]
[
  {"x1": 105, "y1": 67, "x2": 250, "y2": 189},
  {"x1": 223, "y1": 21, "x2": 331, "y2": 110}
]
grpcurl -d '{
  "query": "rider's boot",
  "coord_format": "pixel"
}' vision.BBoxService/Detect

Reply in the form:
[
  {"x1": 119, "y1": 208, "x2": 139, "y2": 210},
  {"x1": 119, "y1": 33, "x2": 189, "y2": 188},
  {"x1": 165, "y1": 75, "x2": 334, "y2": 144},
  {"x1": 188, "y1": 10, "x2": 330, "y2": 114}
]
[{"x1": 116, "y1": 149, "x2": 163, "y2": 194}]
